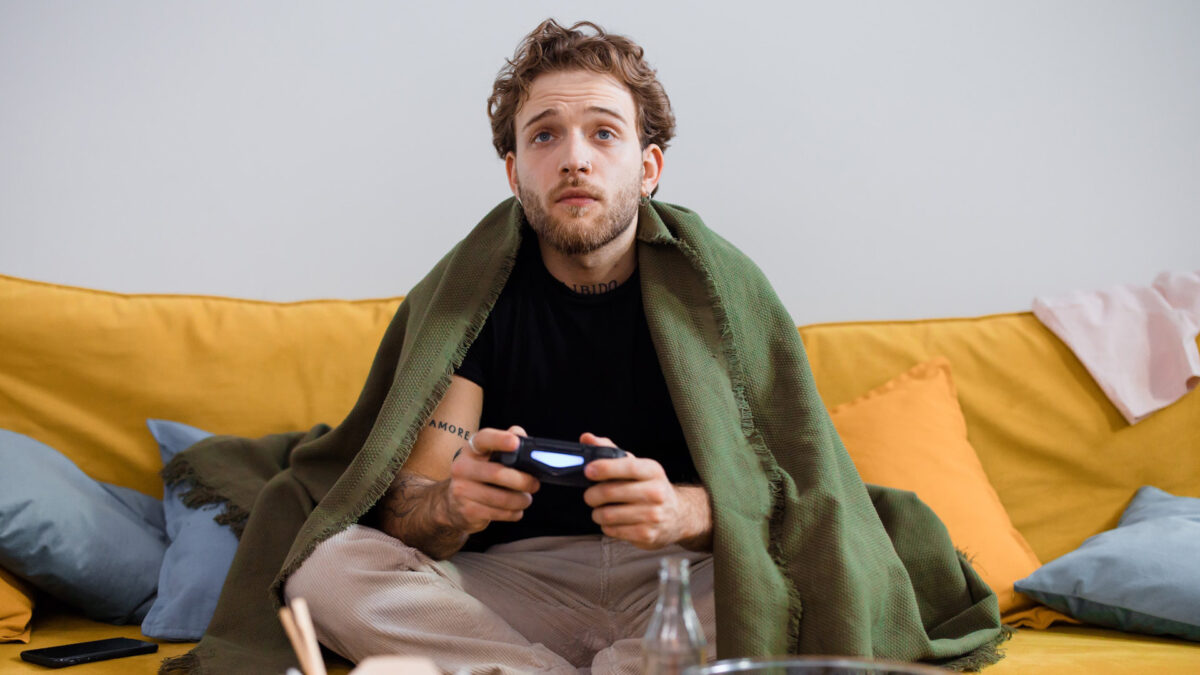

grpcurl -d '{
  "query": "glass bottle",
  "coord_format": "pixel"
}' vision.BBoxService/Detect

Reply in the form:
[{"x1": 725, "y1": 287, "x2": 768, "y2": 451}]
[{"x1": 642, "y1": 556, "x2": 707, "y2": 675}]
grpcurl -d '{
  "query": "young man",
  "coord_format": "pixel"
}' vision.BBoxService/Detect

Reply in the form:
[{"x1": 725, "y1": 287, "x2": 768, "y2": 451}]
[
  {"x1": 172, "y1": 16, "x2": 1004, "y2": 675},
  {"x1": 287, "y1": 19, "x2": 716, "y2": 674}
]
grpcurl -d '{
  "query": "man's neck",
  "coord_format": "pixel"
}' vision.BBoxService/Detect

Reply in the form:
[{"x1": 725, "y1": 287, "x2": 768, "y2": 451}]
[{"x1": 536, "y1": 218, "x2": 639, "y2": 294}]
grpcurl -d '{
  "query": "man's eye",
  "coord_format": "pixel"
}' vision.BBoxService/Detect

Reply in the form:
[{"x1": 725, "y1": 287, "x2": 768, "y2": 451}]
[
  {"x1": 533, "y1": 131, "x2": 553, "y2": 143},
  {"x1": 596, "y1": 129, "x2": 614, "y2": 140}
]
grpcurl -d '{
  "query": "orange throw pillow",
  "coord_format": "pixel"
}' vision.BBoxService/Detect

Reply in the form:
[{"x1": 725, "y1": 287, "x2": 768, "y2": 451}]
[
  {"x1": 0, "y1": 567, "x2": 33, "y2": 643},
  {"x1": 828, "y1": 357, "x2": 1071, "y2": 628}
]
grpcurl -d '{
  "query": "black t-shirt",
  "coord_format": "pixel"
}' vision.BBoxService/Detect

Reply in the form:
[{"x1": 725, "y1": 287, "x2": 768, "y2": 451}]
[{"x1": 455, "y1": 230, "x2": 698, "y2": 552}]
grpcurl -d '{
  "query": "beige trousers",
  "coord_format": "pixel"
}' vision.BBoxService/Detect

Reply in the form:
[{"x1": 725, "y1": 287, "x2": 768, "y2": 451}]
[{"x1": 285, "y1": 525, "x2": 715, "y2": 675}]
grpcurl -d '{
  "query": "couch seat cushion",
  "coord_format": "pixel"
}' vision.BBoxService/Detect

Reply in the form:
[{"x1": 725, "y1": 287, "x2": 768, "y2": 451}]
[
  {"x1": 987, "y1": 625, "x2": 1200, "y2": 674},
  {"x1": 0, "y1": 568, "x2": 33, "y2": 643},
  {"x1": 0, "y1": 603, "x2": 352, "y2": 674}
]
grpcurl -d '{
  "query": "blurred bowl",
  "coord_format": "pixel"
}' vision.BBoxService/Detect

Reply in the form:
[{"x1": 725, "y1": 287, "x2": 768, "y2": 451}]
[{"x1": 683, "y1": 655, "x2": 949, "y2": 675}]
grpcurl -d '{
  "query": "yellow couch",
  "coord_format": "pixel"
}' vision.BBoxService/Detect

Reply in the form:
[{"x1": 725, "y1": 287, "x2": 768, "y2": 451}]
[{"x1": 1, "y1": 273, "x2": 1198, "y2": 673}]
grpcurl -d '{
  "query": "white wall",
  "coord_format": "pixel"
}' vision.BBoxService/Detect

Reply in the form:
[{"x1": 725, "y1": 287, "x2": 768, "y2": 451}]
[{"x1": 2, "y1": 1, "x2": 1197, "y2": 324}]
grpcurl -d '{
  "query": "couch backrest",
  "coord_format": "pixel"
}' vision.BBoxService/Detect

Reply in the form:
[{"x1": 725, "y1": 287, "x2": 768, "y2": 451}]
[
  {"x1": 0, "y1": 274, "x2": 402, "y2": 496},
  {"x1": 800, "y1": 313, "x2": 1200, "y2": 563},
  {"x1": 6, "y1": 273, "x2": 1197, "y2": 565}
]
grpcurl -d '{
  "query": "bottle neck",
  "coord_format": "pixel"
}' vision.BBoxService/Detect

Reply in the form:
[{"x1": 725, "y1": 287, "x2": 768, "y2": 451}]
[
  {"x1": 655, "y1": 557, "x2": 692, "y2": 615},
  {"x1": 644, "y1": 555, "x2": 707, "y2": 673}
]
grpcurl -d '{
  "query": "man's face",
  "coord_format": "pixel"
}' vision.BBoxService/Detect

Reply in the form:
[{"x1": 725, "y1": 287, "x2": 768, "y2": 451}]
[{"x1": 505, "y1": 69, "x2": 662, "y2": 256}]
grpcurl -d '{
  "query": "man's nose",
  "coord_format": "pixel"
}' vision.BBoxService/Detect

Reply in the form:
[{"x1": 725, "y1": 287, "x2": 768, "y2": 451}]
[{"x1": 559, "y1": 133, "x2": 592, "y2": 175}]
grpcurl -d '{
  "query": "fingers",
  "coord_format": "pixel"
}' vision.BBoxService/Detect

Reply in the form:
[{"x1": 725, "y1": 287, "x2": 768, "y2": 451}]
[
  {"x1": 586, "y1": 482, "x2": 688, "y2": 550},
  {"x1": 591, "y1": 504, "x2": 674, "y2": 550},
  {"x1": 591, "y1": 502, "x2": 668, "y2": 528},
  {"x1": 579, "y1": 432, "x2": 616, "y2": 448},
  {"x1": 581, "y1": 453, "x2": 679, "y2": 549},
  {"x1": 444, "y1": 426, "x2": 540, "y2": 532},
  {"x1": 451, "y1": 452, "x2": 540, "y2": 493},
  {"x1": 584, "y1": 455, "x2": 660, "y2": 483},
  {"x1": 467, "y1": 427, "x2": 523, "y2": 456},
  {"x1": 448, "y1": 480, "x2": 534, "y2": 524},
  {"x1": 583, "y1": 471, "x2": 671, "y2": 508},
  {"x1": 455, "y1": 427, "x2": 538, "y2": 491}
]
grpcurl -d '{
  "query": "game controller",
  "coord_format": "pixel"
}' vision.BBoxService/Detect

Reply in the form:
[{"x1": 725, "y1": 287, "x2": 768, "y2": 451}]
[{"x1": 489, "y1": 436, "x2": 627, "y2": 487}]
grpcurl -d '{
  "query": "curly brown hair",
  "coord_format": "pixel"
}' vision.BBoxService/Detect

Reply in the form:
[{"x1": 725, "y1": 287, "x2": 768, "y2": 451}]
[{"x1": 487, "y1": 19, "x2": 676, "y2": 159}]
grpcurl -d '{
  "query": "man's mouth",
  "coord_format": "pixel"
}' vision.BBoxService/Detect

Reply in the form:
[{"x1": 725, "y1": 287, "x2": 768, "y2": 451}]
[{"x1": 556, "y1": 188, "x2": 599, "y2": 207}]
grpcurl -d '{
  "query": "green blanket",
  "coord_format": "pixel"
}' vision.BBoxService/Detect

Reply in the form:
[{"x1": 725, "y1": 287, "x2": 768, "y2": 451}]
[{"x1": 162, "y1": 198, "x2": 1007, "y2": 673}]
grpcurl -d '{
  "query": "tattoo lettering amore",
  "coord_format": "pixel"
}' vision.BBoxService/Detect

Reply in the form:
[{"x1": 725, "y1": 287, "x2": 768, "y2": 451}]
[{"x1": 428, "y1": 418, "x2": 472, "y2": 440}]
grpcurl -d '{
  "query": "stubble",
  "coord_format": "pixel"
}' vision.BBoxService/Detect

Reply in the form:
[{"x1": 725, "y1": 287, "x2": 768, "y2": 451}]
[{"x1": 519, "y1": 173, "x2": 642, "y2": 256}]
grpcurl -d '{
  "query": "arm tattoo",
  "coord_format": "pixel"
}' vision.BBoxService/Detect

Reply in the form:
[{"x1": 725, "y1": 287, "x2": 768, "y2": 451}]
[
  {"x1": 377, "y1": 472, "x2": 468, "y2": 560},
  {"x1": 426, "y1": 417, "x2": 472, "y2": 441}
]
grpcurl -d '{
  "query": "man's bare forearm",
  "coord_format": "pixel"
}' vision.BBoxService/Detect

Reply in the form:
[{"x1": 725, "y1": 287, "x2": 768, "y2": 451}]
[
  {"x1": 376, "y1": 472, "x2": 468, "y2": 560},
  {"x1": 675, "y1": 484, "x2": 713, "y2": 552}
]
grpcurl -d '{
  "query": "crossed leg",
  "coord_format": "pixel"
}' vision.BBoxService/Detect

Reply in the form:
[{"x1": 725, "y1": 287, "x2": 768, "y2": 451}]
[{"x1": 285, "y1": 525, "x2": 715, "y2": 674}]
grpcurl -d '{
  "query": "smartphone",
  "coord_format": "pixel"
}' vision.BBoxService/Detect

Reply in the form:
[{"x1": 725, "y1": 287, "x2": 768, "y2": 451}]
[{"x1": 20, "y1": 637, "x2": 158, "y2": 668}]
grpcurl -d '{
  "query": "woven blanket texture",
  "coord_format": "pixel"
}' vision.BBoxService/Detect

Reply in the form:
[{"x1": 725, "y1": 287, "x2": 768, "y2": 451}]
[{"x1": 161, "y1": 198, "x2": 1006, "y2": 673}]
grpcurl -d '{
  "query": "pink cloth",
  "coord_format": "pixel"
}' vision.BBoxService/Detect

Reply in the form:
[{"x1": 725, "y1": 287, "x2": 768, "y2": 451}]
[{"x1": 1033, "y1": 270, "x2": 1200, "y2": 424}]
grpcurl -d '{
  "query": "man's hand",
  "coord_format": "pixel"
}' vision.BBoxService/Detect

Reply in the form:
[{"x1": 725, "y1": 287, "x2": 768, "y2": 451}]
[
  {"x1": 443, "y1": 426, "x2": 541, "y2": 534},
  {"x1": 581, "y1": 432, "x2": 713, "y2": 551},
  {"x1": 379, "y1": 425, "x2": 538, "y2": 560}
]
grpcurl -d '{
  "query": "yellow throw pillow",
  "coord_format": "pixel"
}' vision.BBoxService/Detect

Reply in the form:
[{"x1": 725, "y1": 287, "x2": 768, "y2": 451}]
[
  {"x1": 828, "y1": 357, "x2": 1072, "y2": 628},
  {"x1": 800, "y1": 315, "x2": 1200, "y2": 568},
  {"x1": 0, "y1": 567, "x2": 33, "y2": 643}
]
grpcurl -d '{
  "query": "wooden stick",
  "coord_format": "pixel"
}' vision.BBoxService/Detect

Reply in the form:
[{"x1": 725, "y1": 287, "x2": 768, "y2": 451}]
[
  {"x1": 290, "y1": 598, "x2": 328, "y2": 675},
  {"x1": 279, "y1": 606, "x2": 314, "y2": 675}
]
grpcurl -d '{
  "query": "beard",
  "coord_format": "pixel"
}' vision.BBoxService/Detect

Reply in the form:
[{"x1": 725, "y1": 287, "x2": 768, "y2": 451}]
[{"x1": 518, "y1": 172, "x2": 642, "y2": 256}]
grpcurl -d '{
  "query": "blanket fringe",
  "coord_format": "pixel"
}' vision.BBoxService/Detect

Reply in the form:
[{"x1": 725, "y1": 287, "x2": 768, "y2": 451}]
[
  {"x1": 161, "y1": 456, "x2": 251, "y2": 538},
  {"x1": 665, "y1": 228, "x2": 805, "y2": 652},
  {"x1": 765, "y1": 467, "x2": 803, "y2": 651},
  {"x1": 158, "y1": 651, "x2": 199, "y2": 674},
  {"x1": 935, "y1": 625, "x2": 1014, "y2": 672},
  {"x1": 268, "y1": 213, "x2": 525, "y2": 604}
]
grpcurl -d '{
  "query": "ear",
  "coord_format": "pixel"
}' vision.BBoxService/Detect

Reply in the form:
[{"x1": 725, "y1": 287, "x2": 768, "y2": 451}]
[
  {"x1": 505, "y1": 152, "x2": 520, "y2": 200},
  {"x1": 640, "y1": 144, "x2": 664, "y2": 197}
]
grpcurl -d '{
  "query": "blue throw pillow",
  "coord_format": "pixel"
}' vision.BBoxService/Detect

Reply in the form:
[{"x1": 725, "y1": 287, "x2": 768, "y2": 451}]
[
  {"x1": 1015, "y1": 485, "x2": 1200, "y2": 641},
  {"x1": 100, "y1": 482, "x2": 167, "y2": 534},
  {"x1": 0, "y1": 428, "x2": 167, "y2": 624},
  {"x1": 141, "y1": 419, "x2": 239, "y2": 641}
]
